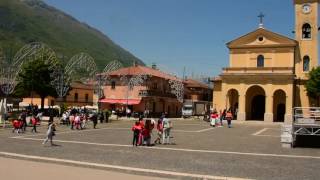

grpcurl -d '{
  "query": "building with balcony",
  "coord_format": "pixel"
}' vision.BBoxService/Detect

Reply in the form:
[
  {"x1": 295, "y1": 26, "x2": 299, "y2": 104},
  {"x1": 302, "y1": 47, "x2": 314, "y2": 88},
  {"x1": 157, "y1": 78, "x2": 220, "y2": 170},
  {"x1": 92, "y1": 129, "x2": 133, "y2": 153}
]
[
  {"x1": 213, "y1": 0, "x2": 319, "y2": 123},
  {"x1": 99, "y1": 65, "x2": 183, "y2": 117}
]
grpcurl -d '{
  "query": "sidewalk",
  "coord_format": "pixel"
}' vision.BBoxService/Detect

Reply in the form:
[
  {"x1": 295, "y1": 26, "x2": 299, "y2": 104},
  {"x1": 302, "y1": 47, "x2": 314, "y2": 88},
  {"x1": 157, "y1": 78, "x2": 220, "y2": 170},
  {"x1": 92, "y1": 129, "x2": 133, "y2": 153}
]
[{"x1": 0, "y1": 157, "x2": 170, "y2": 180}]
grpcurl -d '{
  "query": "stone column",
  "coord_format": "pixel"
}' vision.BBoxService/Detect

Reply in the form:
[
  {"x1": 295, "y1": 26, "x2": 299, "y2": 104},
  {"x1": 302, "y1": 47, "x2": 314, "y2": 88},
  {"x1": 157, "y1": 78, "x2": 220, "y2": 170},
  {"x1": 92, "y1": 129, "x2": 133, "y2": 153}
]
[
  {"x1": 237, "y1": 82, "x2": 246, "y2": 121},
  {"x1": 264, "y1": 83, "x2": 273, "y2": 122},
  {"x1": 284, "y1": 93, "x2": 293, "y2": 124},
  {"x1": 264, "y1": 94, "x2": 273, "y2": 122},
  {"x1": 237, "y1": 94, "x2": 246, "y2": 121}
]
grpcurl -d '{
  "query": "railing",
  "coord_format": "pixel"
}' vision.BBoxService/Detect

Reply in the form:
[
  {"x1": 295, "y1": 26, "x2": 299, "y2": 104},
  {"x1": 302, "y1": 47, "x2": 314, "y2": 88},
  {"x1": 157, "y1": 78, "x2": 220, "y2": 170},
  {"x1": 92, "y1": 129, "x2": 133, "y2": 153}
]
[
  {"x1": 293, "y1": 107, "x2": 320, "y2": 124},
  {"x1": 139, "y1": 90, "x2": 176, "y2": 98},
  {"x1": 292, "y1": 107, "x2": 320, "y2": 139},
  {"x1": 223, "y1": 67, "x2": 294, "y2": 74}
]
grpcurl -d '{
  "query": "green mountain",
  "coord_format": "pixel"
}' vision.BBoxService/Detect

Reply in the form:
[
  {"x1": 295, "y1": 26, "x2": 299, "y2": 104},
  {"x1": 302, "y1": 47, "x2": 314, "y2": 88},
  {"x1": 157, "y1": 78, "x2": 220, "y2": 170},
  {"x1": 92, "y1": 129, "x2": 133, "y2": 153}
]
[{"x1": 0, "y1": 0, "x2": 144, "y2": 69}]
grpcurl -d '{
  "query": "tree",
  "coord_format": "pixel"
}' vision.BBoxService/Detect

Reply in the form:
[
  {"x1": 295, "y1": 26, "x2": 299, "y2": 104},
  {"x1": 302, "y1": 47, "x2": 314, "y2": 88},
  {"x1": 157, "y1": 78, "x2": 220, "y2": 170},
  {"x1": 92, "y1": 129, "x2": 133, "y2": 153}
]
[
  {"x1": 14, "y1": 58, "x2": 57, "y2": 110},
  {"x1": 305, "y1": 67, "x2": 320, "y2": 106}
]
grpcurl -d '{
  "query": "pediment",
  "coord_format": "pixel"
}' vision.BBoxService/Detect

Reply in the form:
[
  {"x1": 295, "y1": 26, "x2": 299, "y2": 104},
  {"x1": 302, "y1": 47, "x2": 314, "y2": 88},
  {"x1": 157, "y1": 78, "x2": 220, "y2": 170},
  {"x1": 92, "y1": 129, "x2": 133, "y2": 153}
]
[{"x1": 227, "y1": 28, "x2": 297, "y2": 49}]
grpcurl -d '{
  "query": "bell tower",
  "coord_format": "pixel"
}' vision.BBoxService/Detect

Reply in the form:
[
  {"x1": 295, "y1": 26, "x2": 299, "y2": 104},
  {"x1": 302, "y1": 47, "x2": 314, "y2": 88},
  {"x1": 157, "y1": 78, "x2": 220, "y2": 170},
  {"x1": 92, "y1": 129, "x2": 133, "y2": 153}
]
[{"x1": 294, "y1": 0, "x2": 319, "y2": 78}]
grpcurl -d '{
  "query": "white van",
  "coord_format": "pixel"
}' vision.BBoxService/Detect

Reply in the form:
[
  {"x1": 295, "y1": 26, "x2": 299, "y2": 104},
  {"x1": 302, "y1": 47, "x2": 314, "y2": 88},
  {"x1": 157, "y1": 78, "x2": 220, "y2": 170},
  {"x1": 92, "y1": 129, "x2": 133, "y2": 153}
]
[{"x1": 182, "y1": 104, "x2": 193, "y2": 118}]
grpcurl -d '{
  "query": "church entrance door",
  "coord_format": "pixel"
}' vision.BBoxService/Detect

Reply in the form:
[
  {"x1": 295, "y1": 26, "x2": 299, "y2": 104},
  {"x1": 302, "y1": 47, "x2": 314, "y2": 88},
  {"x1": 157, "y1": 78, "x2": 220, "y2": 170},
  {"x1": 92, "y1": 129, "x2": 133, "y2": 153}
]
[
  {"x1": 246, "y1": 85, "x2": 266, "y2": 121},
  {"x1": 251, "y1": 95, "x2": 265, "y2": 120}
]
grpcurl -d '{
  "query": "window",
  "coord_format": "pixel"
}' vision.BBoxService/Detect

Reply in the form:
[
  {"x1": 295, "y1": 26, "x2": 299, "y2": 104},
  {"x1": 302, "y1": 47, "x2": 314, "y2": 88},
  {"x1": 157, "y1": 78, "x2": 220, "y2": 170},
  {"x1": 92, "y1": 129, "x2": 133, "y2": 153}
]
[
  {"x1": 258, "y1": 36, "x2": 264, "y2": 42},
  {"x1": 152, "y1": 83, "x2": 157, "y2": 89},
  {"x1": 74, "y1": 93, "x2": 78, "y2": 102},
  {"x1": 302, "y1": 23, "x2": 311, "y2": 39},
  {"x1": 257, "y1": 55, "x2": 264, "y2": 67},
  {"x1": 303, "y1": 56, "x2": 310, "y2": 72},
  {"x1": 85, "y1": 94, "x2": 89, "y2": 103},
  {"x1": 111, "y1": 81, "x2": 116, "y2": 90}
]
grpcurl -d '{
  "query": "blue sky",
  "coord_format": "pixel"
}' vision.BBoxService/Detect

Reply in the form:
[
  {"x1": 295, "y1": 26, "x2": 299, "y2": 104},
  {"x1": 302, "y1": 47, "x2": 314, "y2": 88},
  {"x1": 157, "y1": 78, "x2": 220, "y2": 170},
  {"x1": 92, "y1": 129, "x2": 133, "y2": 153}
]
[{"x1": 45, "y1": 0, "x2": 295, "y2": 78}]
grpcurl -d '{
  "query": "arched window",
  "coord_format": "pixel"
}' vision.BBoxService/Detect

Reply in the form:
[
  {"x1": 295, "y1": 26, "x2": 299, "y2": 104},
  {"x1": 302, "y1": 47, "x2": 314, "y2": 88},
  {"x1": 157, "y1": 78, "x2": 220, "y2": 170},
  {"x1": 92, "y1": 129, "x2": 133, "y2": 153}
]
[
  {"x1": 302, "y1": 23, "x2": 311, "y2": 39},
  {"x1": 257, "y1": 55, "x2": 264, "y2": 67},
  {"x1": 303, "y1": 56, "x2": 310, "y2": 72}
]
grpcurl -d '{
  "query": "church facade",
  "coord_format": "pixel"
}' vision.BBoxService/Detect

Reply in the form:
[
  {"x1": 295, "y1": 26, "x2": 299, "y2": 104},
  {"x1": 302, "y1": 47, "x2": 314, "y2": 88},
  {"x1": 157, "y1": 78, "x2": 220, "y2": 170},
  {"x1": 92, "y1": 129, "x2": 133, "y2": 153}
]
[{"x1": 213, "y1": 0, "x2": 319, "y2": 123}]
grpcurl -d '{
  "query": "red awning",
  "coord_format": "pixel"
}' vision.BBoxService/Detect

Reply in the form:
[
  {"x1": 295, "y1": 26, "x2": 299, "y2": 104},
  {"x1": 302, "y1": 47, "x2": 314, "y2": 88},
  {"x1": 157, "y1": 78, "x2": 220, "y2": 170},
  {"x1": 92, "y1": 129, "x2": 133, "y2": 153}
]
[{"x1": 99, "y1": 98, "x2": 141, "y2": 105}]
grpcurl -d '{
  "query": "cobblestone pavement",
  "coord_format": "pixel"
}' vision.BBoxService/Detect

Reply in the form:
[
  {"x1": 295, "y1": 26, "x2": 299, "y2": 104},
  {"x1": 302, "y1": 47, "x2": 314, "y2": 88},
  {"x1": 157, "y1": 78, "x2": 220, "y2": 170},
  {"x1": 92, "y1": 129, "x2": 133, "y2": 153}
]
[{"x1": 0, "y1": 119, "x2": 320, "y2": 180}]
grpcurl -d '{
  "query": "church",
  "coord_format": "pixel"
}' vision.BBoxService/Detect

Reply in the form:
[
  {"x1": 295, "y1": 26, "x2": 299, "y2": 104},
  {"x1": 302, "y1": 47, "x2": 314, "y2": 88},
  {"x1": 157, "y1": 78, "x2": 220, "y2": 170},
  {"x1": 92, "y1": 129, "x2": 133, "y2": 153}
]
[{"x1": 212, "y1": 0, "x2": 319, "y2": 123}]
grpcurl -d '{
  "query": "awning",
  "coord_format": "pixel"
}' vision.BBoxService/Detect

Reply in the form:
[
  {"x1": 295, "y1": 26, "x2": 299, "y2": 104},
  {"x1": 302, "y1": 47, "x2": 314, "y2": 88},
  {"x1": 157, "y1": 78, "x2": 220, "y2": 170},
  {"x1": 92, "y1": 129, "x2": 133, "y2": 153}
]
[{"x1": 99, "y1": 98, "x2": 141, "y2": 105}]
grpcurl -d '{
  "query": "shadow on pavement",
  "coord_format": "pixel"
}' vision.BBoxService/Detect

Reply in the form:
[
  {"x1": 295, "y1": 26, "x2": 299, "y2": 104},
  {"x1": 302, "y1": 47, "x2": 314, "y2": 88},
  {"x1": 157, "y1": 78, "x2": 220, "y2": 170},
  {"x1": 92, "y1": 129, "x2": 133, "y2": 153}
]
[{"x1": 295, "y1": 136, "x2": 320, "y2": 148}]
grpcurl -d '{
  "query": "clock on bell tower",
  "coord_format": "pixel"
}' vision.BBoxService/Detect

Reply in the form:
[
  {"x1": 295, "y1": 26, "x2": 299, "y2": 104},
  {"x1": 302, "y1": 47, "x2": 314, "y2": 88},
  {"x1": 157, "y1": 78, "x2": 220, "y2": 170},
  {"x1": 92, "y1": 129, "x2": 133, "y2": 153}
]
[{"x1": 294, "y1": 0, "x2": 319, "y2": 78}]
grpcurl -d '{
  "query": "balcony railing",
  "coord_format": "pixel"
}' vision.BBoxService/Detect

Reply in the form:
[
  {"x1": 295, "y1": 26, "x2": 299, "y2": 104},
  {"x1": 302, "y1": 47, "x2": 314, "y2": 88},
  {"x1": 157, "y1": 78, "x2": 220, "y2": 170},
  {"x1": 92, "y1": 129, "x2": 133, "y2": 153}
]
[
  {"x1": 139, "y1": 90, "x2": 176, "y2": 98},
  {"x1": 222, "y1": 67, "x2": 294, "y2": 74}
]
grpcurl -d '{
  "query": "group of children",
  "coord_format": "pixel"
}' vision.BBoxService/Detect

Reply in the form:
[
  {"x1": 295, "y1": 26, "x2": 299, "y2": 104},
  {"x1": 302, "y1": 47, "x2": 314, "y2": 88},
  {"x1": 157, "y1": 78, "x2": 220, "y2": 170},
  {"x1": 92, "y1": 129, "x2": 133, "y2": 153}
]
[
  {"x1": 12, "y1": 113, "x2": 40, "y2": 134},
  {"x1": 210, "y1": 110, "x2": 233, "y2": 128},
  {"x1": 131, "y1": 115, "x2": 172, "y2": 146}
]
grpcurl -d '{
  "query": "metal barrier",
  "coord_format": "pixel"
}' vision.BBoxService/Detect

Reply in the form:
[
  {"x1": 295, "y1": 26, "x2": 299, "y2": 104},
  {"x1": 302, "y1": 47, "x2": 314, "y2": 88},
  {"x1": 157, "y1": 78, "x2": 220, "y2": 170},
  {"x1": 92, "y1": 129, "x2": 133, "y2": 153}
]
[{"x1": 292, "y1": 107, "x2": 320, "y2": 147}]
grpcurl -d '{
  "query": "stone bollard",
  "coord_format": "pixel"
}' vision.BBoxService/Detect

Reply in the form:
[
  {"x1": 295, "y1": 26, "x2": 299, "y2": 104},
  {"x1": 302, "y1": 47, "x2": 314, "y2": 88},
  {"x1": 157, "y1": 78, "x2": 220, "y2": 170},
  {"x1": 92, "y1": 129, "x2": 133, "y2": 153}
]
[{"x1": 281, "y1": 124, "x2": 293, "y2": 148}]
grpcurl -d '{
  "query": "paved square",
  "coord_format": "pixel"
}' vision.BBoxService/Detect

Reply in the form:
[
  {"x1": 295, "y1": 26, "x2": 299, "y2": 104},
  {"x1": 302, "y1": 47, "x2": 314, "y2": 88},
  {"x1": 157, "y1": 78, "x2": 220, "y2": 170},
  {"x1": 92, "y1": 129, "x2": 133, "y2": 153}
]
[{"x1": 1, "y1": 119, "x2": 320, "y2": 180}]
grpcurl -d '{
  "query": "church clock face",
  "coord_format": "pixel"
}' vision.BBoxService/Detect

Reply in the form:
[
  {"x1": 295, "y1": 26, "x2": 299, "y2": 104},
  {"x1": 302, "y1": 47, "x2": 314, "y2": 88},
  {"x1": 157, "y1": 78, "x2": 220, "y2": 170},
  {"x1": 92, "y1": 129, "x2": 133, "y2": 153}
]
[{"x1": 302, "y1": 4, "x2": 311, "y2": 14}]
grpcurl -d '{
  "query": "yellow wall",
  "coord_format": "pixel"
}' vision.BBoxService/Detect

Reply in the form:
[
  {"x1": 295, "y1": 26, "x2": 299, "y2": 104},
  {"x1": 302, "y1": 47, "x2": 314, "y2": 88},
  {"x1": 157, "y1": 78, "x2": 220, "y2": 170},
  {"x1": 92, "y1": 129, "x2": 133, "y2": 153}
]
[
  {"x1": 295, "y1": 0, "x2": 319, "y2": 78},
  {"x1": 230, "y1": 48, "x2": 295, "y2": 68},
  {"x1": 65, "y1": 88, "x2": 94, "y2": 106}
]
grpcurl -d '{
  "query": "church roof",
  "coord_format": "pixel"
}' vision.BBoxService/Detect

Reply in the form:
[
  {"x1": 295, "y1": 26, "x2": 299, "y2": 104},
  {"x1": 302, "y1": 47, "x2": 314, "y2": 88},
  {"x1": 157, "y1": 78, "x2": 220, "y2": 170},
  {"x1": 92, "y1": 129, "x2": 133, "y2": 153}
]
[{"x1": 227, "y1": 28, "x2": 298, "y2": 49}]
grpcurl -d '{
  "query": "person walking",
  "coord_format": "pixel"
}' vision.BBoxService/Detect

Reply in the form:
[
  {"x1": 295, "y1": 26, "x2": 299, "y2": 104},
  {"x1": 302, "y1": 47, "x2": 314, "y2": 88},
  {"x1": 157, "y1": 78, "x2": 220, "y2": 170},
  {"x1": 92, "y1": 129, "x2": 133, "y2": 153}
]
[
  {"x1": 90, "y1": 113, "x2": 98, "y2": 129},
  {"x1": 42, "y1": 123, "x2": 56, "y2": 146},
  {"x1": 31, "y1": 115, "x2": 38, "y2": 133},
  {"x1": 162, "y1": 115, "x2": 172, "y2": 145},
  {"x1": 69, "y1": 114, "x2": 75, "y2": 130},
  {"x1": 225, "y1": 111, "x2": 233, "y2": 128},
  {"x1": 20, "y1": 111, "x2": 27, "y2": 132},
  {"x1": 154, "y1": 118, "x2": 163, "y2": 144},
  {"x1": 210, "y1": 111, "x2": 219, "y2": 127},
  {"x1": 131, "y1": 121, "x2": 142, "y2": 146},
  {"x1": 74, "y1": 114, "x2": 80, "y2": 130},
  {"x1": 220, "y1": 109, "x2": 226, "y2": 126}
]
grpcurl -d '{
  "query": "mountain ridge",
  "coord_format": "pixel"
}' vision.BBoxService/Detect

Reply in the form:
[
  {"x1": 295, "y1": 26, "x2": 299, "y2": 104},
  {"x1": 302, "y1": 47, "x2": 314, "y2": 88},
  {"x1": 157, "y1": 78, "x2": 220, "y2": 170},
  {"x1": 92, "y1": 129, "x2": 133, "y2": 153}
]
[{"x1": 0, "y1": 0, "x2": 144, "y2": 69}]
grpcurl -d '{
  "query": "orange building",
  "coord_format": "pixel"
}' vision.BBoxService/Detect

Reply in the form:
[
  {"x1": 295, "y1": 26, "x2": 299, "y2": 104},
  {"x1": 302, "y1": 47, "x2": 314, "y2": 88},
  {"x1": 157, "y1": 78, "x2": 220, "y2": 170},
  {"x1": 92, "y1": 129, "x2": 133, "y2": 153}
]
[
  {"x1": 99, "y1": 65, "x2": 183, "y2": 117},
  {"x1": 22, "y1": 82, "x2": 94, "y2": 108},
  {"x1": 184, "y1": 78, "x2": 212, "y2": 102}
]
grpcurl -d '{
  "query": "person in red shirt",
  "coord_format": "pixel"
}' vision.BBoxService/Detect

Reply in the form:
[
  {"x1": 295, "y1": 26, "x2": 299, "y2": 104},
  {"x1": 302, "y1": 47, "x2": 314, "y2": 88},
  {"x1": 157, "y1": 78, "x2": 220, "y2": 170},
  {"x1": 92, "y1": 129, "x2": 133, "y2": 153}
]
[
  {"x1": 143, "y1": 119, "x2": 152, "y2": 146},
  {"x1": 210, "y1": 111, "x2": 219, "y2": 127},
  {"x1": 12, "y1": 119, "x2": 21, "y2": 133},
  {"x1": 31, "y1": 115, "x2": 38, "y2": 133},
  {"x1": 131, "y1": 121, "x2": 142, "y2": 146},
  {"x1": 137, "y1": 118, "x2": 144, "y2": 145},
  {"x1": 154, "y1": 118, "x2": 163, "y2": 144}
]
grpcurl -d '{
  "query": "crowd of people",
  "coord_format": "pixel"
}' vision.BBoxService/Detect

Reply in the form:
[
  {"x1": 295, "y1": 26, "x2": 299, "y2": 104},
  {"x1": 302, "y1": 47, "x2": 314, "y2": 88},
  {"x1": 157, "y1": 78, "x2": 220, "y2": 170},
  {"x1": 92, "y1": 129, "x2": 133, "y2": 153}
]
[
  {"x1": 131, "y1": 113, "x2": 173, "y2": 146},
  {"x1": 61, "y1": 108, "x2": 110, "y2": 130},
  {"x1": 209, "y1": 109, "x2": 234, "y2": 128},
  {"x1": 12, "y1": 110, "x2": 43, "y2": 134}
]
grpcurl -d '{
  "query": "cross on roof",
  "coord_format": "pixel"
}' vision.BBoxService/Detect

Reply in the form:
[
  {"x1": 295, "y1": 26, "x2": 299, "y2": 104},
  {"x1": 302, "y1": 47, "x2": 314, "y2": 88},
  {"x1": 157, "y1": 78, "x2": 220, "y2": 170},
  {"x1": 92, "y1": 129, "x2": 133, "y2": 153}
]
[{"x1": 258, "y1": 12, "x2": 265, "y2": 27}]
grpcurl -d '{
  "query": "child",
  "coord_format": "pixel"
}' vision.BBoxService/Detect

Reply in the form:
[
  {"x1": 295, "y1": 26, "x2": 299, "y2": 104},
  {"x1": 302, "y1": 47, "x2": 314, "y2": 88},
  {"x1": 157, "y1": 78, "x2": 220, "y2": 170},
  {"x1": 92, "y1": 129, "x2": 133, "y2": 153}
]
[
  {"x1": 154, "y1": 118, "x2": 163, "y2": 144},
  {"x1": 162, "y1": 116, "x2": 172, "y2": 145},
  {"x1": 31, "y1": 115, "x2": 38, "y2": 133},
  {"x1": 210, "y1": 111, "x2": 218, "y2": 127},
  {"x1": 143, "y1": 119, "x2": 152, "y2": 146},
  {"x1": 42, "y1": 123, "x2": 56, "y2": 146},
  {"x1": 131, "y1": 121, "x2": 142, "y2": 146},
  {"x1": 225, "y1": 111, "x2": 233, "y2": 128},
  {"x1": 12, "y1": 119, "x2": 21, "y2": 134},
  {"x1": 137, "y1": 118, "x2": 144, "y2": 145}
]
